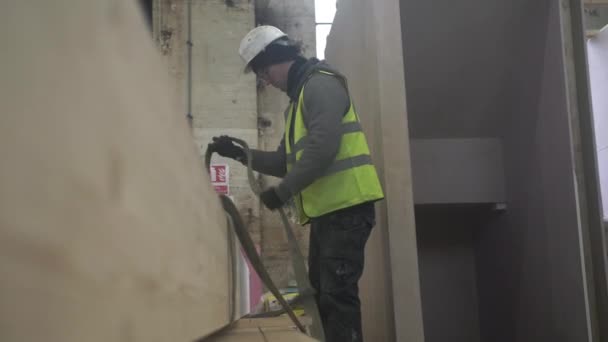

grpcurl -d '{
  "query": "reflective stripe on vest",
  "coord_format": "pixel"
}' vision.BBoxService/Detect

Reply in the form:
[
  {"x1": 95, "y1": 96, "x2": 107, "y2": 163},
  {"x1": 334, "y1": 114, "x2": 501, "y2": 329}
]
[
  {"x1": 286, "y1": 121, "x2": 363, "y2": 163},
  {"x1": 285, "y1": 70, "x2": 384, "y2": 224}
]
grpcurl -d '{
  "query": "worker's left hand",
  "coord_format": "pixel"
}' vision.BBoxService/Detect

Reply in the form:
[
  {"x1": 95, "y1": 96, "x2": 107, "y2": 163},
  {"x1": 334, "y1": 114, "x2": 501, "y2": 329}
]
[{"x1": 260, "y1": 187, "x2": 284, "y2": 210}]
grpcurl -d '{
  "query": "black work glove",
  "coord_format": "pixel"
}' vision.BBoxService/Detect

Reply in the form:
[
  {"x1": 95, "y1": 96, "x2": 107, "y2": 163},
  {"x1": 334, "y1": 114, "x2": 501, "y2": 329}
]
[
  {"x1": 260, "y1": 187, "x2": 284, "y2": 210},
  {"x1": 210, "y1": 135, "x2": 247, "y2": 162}
]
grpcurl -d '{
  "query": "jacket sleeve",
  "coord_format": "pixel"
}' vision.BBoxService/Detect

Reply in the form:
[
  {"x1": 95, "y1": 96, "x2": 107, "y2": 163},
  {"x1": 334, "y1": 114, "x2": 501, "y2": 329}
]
[
  {"x1": 248, "y1": 137, "x2": 287, "y2": 178},
  {"x1": 275, "y1": 73, "x2": 350, "y2": 202}
]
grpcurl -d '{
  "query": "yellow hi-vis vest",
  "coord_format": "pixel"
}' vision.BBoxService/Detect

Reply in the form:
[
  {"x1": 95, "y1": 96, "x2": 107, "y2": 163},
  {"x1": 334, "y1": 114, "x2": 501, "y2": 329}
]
[{"x1": 285, "y1": 70, "x2": 384, "y2": 224}]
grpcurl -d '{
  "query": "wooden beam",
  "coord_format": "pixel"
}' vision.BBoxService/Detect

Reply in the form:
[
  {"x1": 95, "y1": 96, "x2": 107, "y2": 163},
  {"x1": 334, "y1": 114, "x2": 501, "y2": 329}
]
[
  {"x1": 326, "y1": 0, "x2": 425, "y2": 341},
  {"x1": 232, "y1": 317, "x2": 313, "y2": 330},
  {"x1": 0, "y1": 1, "x2": 236, "y2": 341},
  {"x1": 206, "y1": 324, "x2": 317, "y2": 342}
]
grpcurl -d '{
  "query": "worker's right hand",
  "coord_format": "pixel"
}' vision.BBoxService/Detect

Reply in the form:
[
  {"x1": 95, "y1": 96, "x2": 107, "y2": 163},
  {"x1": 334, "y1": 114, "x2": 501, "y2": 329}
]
[{"x1": 210, "y1": 135, "x2": 247, "y2": 163}]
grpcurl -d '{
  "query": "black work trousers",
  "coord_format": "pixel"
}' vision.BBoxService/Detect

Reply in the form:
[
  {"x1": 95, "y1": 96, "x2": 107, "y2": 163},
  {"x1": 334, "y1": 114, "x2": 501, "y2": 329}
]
[{"x1": 308, "y1": 202, "x2": 375, "y2": 342}]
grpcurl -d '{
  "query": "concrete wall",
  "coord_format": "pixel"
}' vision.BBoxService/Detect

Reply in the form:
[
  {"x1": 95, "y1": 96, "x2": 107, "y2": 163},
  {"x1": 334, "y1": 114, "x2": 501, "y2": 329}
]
[
  {"x1": 154, "y1": 0, "x2": 260, "y2": 243},
  {"x1": 476, "y1": 2, "x2": 590, "y2": 341},
  {"x1": 588, "y1": 28, "x2": 608, "y2": 220},
  {"x1": 254, "y1": 0, "x2": 316, "y2": 288},
  {"x1": 154, "y1": 0, "x2": 317, "y2": 293}
]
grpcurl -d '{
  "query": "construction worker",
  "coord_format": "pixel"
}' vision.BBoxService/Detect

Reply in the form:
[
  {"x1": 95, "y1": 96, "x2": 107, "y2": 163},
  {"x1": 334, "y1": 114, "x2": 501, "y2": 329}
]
[{"x1": 210, "y1": 25, "x2": 384, "y2": 342}]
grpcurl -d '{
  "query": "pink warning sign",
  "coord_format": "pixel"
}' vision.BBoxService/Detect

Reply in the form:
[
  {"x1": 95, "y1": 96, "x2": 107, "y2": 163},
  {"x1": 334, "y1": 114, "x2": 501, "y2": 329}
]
[{"x1": 210, "y1": 164, "x2": 229, "y2": 195}]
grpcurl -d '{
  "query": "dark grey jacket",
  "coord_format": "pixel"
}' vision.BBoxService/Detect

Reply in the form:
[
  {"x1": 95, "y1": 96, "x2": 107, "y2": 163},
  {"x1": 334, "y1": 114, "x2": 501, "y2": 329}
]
[{"x1": 250, "y1": 58, "x2": 350, "y2": 202}]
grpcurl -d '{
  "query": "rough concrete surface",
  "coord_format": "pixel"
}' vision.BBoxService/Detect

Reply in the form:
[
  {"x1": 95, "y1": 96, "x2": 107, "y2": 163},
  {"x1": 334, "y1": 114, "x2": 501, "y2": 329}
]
[
  {"x1": 153, "y1": 0, "x2": 316, "y2": 292},
  {"x1": 154, "y1": 0, "x2": 261, "y2": 247}
]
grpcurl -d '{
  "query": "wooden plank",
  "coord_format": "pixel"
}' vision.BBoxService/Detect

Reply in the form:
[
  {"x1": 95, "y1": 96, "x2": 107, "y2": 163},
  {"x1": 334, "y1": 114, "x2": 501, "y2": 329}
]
[
  {"x1": 326, "y1": 0, "x2": 425, "y2": 341},
  {"x1": 369, "y1": 0, "x2": 426, "y2": 340},
  {"x1": 0, "y1": 1, "x2": 234, "y2": 341},
  {"x1": 206, "y1": 325, "x2": 318, "y2": 342},
  {"x1": 233, "y1": 317, "x2": 313, "y2": 329},
  {"x1": 326, "y1": 2, "x2": 396, "y2": 340}
]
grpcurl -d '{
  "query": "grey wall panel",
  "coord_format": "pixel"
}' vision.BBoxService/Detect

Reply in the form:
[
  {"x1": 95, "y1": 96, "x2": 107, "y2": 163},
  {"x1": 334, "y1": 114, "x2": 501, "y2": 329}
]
[
  {"x1": 416, "y1": 206, "x2": 483, "y2": 342},
  {"x1": 399, "y1": 0, "x2": 518, "y2": 139},
  {"x1": 476, "y1": 2, "x2": 591, "y2": 341},
  {"x1": 410, "y1": 139, "x2": 506, "y2": 204}
]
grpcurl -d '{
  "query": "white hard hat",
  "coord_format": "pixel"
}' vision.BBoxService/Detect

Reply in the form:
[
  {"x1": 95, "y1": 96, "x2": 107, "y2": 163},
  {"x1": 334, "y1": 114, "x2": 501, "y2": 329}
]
[{"x1": 239, "y1": 25, "x2": 288, "y2": 72}]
